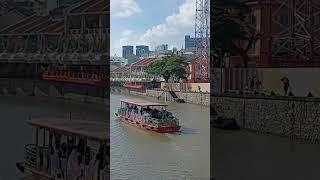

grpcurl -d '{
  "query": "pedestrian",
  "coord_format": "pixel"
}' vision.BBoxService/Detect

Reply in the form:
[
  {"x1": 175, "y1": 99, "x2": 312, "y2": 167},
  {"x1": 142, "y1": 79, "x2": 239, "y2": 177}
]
[
  {"x1": 256, "y1": 78, "x2": 262, "y2": 92},
  {"x1": 250, "y1": 76, "x2": 255, "y2": 91},
  {"x1": 281, "y1": 77, "x2": 290, "y2": 96}
]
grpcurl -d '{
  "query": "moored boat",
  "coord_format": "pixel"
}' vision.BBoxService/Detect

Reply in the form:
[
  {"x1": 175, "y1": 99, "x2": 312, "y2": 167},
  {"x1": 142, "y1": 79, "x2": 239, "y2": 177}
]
[
  {"x1": 115, "y1": 99, "x2": 181, "y2": 133},
  {"x1": 16, "y1": 117, "x2": 109, "y2": 180},
  {"x1": 123, "y1": 83, "x2": 144, "y2": 89}
]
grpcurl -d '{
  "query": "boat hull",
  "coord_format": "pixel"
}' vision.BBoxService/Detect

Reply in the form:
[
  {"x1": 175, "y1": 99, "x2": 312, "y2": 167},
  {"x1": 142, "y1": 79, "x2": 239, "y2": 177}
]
[{"x1": 116, "y1": 114, "x2": 180, "y2": 133}]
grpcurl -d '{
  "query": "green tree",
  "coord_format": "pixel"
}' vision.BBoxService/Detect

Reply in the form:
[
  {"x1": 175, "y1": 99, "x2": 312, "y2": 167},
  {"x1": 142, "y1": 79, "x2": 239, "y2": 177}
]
[
  {"x1": 146, "y1": 56, "x2": 189, "y2": 82},
  {"x1": 212, "y1": 0, "x2": 256, "y2": 67}
]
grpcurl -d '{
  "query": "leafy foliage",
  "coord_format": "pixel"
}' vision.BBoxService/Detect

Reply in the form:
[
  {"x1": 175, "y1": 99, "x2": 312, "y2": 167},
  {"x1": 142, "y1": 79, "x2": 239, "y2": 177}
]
[
  {"x1": 146, "y1": 56, "x2": 189, "y2": 82},
  {"x1": 212, "y1": 0, "x2": 256, "y2": 67}
]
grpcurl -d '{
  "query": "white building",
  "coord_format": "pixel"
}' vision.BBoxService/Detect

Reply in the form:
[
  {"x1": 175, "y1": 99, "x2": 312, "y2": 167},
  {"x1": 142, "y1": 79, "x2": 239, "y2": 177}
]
[{"x1": 110, "y1": 56, "x2": 127, "y2": 66}]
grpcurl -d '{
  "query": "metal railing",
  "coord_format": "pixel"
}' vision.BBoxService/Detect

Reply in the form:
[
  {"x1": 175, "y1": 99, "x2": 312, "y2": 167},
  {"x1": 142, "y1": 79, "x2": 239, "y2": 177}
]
[
  {"x1": 24, "y1": 144, "x2": 37, "y2": 169},
  {"x1": 24, "y1": 144, "x2": 50, "y2": 173}
]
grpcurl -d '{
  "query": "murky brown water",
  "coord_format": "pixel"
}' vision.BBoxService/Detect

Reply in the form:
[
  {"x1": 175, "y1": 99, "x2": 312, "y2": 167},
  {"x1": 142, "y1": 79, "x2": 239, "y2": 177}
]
[
  {"x1": 110, "y1": 94, "x2": 210, "y2": 180},
  {"x1": 0, "y1": 96, "x2": 106, "y2": 179},
  {"x1": 212, "y1": 128, "x2": 320, "y2": 180}
]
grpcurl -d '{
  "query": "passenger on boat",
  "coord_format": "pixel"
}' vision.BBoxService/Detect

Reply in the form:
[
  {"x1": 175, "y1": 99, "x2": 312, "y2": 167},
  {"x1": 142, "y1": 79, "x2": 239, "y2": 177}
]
[
  {"x1": 50, "y1": 135, "x2": 61, "y2": 177},
  {"x1": 146, "y1": 106, "x2": 152, "y2": 114},
  {"x1": 60, "y1": 142, "x2": 67, "y2": 178},
  {"x1": 125, "y1": 108, "x2": 130, "y2": 118},
  {"x1": 133, "y1": 106, "x2": 138, "y2": 113},
  {"x1": 67, "y1": 140, "x2": 84, "y2": 180},
  {"x1": 140, "y1": 108, "x2": 144, "y2": 115},
  {"x1": 143, "y1": 112, "x2": 150, "y2": 122},
  {"x1": 159, "y1": 108, "x2": 167, "y2": 119},
  {"x1": 55, "y1": 173, "x2": 63, "y2": 180}
]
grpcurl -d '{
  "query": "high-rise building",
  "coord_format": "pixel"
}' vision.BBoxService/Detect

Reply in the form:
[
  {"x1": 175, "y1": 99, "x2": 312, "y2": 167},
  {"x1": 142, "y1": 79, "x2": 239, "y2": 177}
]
[
  {"x1": 173, "y1": 47, "x2": 178, "y2": 54},
  {"x1": 155, "y1": 44, "x2": 168, "y2": 52},
  {"x1": 122, "y1": 45, "x2": 134, "y2": 59},
  {"x1": 136, "y1": 45, "x2": 149, "y2": 58},
  {"x1": 185, "y1": 35, "x2": 202, "y2": 51}
]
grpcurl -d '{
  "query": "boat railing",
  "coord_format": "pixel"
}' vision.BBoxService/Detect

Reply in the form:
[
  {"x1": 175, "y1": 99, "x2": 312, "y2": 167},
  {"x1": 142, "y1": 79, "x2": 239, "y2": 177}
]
[
  {"x1": 24, "y1": 144, "x2": 37, "y2": 169},
  {"x1": 24, "y1": 144, "x2": 50, "y2": 173}
]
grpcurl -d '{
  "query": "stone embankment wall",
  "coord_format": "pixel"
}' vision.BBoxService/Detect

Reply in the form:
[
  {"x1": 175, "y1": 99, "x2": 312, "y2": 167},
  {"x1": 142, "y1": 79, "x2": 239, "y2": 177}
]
[
  {"x1": 0, "y1": 78, "x2": 107, "y2": 105},
  {"x1": 212, "y1": 93, "x2": 320, "y2": 141},
  {"x1": 111, "y1": 87, "x2": 209, "y2": 106}
]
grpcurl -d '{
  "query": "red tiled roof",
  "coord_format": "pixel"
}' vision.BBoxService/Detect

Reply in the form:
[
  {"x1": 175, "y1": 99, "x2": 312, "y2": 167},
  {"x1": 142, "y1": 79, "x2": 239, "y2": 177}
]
[
  {"x1": 0, "y1": 15, "x2": 64, "y2": 34},
  {"x1": 132, "y1": 58, "x2": 159, "y2": 66},
  {"x1": 68, "y1": 0, "x2": 108, "y2": 14},
  {"x1": 111, "y1": 66, "x2": 130, "y2": 73}
]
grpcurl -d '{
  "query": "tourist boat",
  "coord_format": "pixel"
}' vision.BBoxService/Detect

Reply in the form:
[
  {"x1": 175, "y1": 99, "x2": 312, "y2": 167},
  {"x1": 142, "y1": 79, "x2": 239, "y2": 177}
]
[
  {"x1": 42, "y1": 70, "x2": 107, "y2": 86},
  {"x1": 16, "y1": 117, "x2": 109, "y2": 180},
  {"x1": 123, "y1": 83, "x2": 144, "y2": 89},
  {"x1": 115, "y1": 99, "x2": 181, "y2": 133}
]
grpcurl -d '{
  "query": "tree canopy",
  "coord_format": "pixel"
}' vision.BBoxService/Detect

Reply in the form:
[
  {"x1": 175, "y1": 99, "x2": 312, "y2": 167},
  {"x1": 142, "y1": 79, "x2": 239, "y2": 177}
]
[
  {"x1": 212, "y1": 0, "x2": 256, "y2": 67},
  {"x1": 146, "y1": 56, "x2": 189, "y2": 82}
]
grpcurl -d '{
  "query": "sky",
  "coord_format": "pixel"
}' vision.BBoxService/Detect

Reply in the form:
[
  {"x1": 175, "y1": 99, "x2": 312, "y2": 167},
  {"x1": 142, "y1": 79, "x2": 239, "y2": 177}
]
[{"x1": 110, "y1": 0, "x2": 196, "y2": 57}]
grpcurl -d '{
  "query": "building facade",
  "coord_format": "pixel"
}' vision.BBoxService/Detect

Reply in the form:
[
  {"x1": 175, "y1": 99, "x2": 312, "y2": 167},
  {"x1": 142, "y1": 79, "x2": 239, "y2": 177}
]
[
  {"x1": 0, "y1": 0, "x2": 108, "y2": 79},
  {"x1": 122, "y1": 45, "x2": 134, "y2": 59},
  {"x1": 155, "y1": 44, "x2": 168, "y2": 52},
  {"x1": 185, "y1": 35, "x2": 202, "y2": 51},
  {"x1": 136, "y1": 45, "x2": 149, "y2": 58}
]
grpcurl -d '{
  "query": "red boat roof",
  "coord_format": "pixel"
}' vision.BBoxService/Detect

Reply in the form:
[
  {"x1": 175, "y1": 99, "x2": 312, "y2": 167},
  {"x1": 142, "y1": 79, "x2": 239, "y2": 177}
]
[
  {"x1": 67, "y1": 0, "x2": 108, "y2": 14},
  {"x1": 27, "y1": 118, "x2": 109, "y2": 142},
  {"x1": 0, "y1": 15, "x2": 64, "y2": 34},
  {"x1": 120, "y1": 98, "x2": 168, "y2": 107}
]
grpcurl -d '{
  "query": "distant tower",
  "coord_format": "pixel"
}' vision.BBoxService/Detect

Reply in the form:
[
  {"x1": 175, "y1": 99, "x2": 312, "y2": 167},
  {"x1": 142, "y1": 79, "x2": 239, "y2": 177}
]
[{"x1": 194, "y1": 0, "x2": 210, "y2": 81}]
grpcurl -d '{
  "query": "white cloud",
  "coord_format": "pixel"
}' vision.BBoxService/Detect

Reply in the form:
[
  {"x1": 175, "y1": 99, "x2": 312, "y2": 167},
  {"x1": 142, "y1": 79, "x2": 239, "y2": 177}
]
[
  {"x1": 165, "y1": 0, "x2": 196, "y2": 27},
  {"x1": 111, "y1": 0, "x2": 142, "y2": 18},
  {"x1": 115, "y1": 0, "x2": 196, "y2": 52}
]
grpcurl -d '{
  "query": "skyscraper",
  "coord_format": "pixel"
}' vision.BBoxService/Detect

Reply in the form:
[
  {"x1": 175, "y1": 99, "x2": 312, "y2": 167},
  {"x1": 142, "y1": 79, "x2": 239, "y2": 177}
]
[
  {"x1": 185, "y1": 35, "x2": 202, "y2": 51},
  {"x1": 122, "y1": 45, "x2": 134, "y2": 59},
  {"x1": 136, "y1": 45, "x2": 149, "y2": 58},
  {"x1": 155, "y1": 44, "x2": 168, "y2": 52}
]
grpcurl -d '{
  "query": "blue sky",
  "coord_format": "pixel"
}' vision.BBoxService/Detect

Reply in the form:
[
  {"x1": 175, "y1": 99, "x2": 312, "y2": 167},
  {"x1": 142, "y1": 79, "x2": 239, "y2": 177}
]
[{"x1": 110, "y1": 0, "x2": 196, "y2": 56}]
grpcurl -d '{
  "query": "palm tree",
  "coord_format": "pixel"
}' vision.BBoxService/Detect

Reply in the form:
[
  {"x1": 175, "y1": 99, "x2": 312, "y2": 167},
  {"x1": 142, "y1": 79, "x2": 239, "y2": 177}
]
[{"x1": 212, "y1": 0, "x2": 256, "y2": 67}]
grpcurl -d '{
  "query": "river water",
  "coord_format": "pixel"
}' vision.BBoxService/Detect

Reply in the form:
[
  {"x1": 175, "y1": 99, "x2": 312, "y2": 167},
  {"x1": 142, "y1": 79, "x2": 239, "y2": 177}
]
[
  {"x1": 110, "y1": 93, "x2": 210, "y2": 180},
  {"x1": 212, "y1": 128, "x2": 320, "y2": 180},
  {"x1": 0, "y1": 96, "x2": 106, "y2": 180}
]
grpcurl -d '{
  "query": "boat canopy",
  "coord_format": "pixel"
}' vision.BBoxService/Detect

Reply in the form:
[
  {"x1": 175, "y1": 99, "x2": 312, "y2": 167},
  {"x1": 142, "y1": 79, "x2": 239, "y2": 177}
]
[
  {"x1": 120, "y1": 98, "x2": 168, "y2": 107},
  {"x1": 27, "y1": 118, "x2": 109, "y2": 143}
]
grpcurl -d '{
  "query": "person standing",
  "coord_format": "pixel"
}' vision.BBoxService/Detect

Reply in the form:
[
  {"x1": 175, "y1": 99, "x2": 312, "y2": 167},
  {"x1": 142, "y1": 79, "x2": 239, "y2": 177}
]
[
  {"x1": 250, "y1": 76, "x2": 255, "y2": 91},
  {"x1": 281, "y1": 77, "x2": 290, "y2": 96}
]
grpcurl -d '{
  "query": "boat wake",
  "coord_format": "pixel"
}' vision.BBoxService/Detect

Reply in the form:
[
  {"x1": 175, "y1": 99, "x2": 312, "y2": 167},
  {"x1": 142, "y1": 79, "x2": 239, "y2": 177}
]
[{"x1": 177, "y1": 126, "x2": 199, "y2": 135}]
